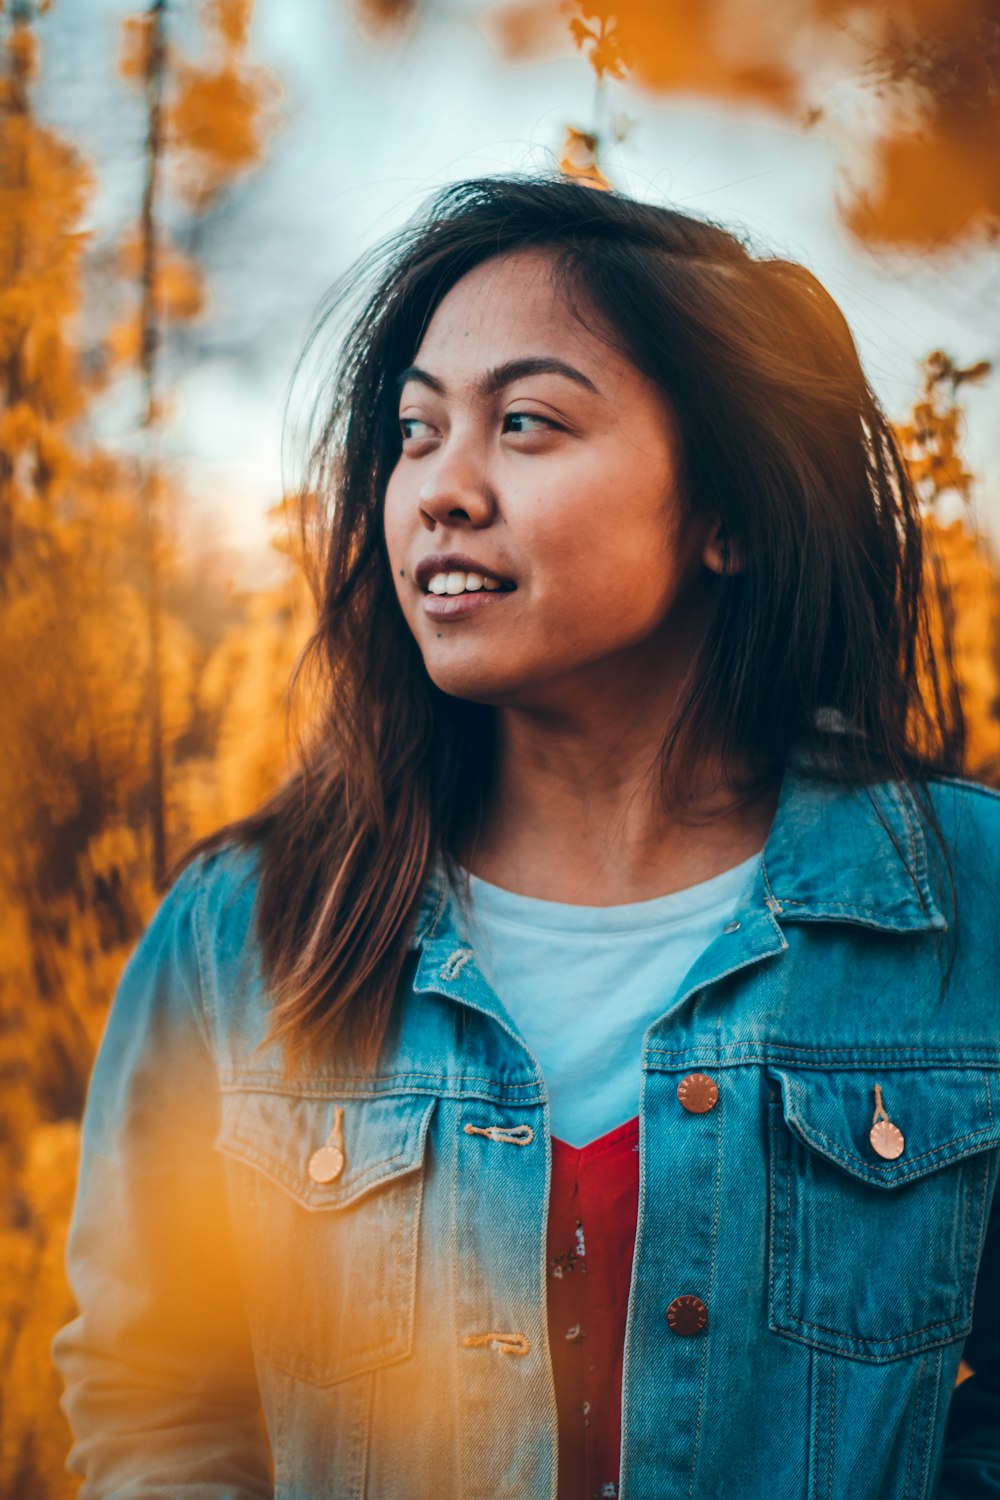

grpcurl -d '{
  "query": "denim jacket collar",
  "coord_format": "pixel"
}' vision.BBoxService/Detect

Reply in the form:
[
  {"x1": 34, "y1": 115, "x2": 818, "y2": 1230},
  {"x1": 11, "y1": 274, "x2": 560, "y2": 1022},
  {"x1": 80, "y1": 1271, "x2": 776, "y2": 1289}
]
[
  {"x1": 756, "y1": 754, "x2": 947, "y2": 934},
  {"x1": 407, "y1": 749, "x2": 948, "y2": 958}
]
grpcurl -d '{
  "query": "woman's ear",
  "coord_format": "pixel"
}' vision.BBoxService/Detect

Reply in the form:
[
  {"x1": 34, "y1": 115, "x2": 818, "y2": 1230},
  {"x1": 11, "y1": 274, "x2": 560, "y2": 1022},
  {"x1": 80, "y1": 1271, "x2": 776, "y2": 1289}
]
[{"x1": 703, "y1": 522, "x2": 743, "y2": 575}]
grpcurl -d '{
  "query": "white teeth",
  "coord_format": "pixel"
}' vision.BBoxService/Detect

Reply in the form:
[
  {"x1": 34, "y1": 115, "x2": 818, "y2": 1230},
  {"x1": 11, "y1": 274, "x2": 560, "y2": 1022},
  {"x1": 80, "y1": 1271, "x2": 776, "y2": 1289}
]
[{"x1": 425, "y1": 568, "x2": 509, "y2": 594}]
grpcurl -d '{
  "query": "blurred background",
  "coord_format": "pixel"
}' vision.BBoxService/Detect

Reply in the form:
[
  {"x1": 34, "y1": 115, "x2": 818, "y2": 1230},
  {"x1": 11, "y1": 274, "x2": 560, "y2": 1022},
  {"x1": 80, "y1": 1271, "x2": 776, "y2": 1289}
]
[{"x1": 2, "y1": 0, "x2": 999, "y2": 1490}]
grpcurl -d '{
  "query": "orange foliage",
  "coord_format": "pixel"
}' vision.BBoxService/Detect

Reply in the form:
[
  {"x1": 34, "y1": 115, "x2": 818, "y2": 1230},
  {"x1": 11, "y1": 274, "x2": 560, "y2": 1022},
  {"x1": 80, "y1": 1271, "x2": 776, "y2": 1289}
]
[
  {"x1": 206, "y1": 0, "x2": 253, "y2": 51},
  {"x1": 125, "y1": 225, "x2": 206, "y2": 313},
  {"x1": 896, "y1": 352, "x2": 1000, "y2": 781},
  {"x1": 846, "y1": 122, "x2": 1000, "y2": 251},
  {"x1": 557, "y1": 124, "x2": 612, "y2": 190},
  {"x1": 0, "y1": 6, "x2": 295, "y2": 1492},
  {"x1": 168, "y1": 64, "x2": 272, "y2": 207},
  {"x1": 563, "y1": 0, "x2": 631, "y2": 81},
  {"x1": 923, "y1": 516, "x2": 1000, "y2": 779},
  {"x1": 117, "y1": 11, "x2": 157, "y2": 85},
  {"x1": 0, "y1": 28, "x2": 93, "y2": 448},
  {"x1": 0, "y1": 15, "x2": 166, "y2": 1485},
  {"x1": 347, "y1": 0, "x2": 420, "y2": 42},
  {"x1": 167, "y1": 0, "x2": 281, "y2": 212},
  {"x1": 896, "y1": 352, "x2": 992, "y2": 506},
  {"x1": 118, "y1": 0, "x2": 282, "y2": 214},
  {"x1": 486, "y1": 0, "x2": 1000, "y2": 250}
]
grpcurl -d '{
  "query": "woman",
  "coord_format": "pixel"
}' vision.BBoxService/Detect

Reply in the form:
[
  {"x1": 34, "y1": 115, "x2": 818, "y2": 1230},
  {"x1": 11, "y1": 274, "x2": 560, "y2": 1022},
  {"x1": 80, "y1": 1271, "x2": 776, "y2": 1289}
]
[{"x1": 54, "y1": 175, "x2": 1000, "y2": 1499}]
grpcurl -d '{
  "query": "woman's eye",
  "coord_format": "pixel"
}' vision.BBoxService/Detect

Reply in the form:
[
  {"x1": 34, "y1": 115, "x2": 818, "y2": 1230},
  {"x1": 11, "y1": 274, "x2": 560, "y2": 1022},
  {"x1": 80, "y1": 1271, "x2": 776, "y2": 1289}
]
[
  {"x1": 399, "y1": 417, "x2": 433, "y2": 441},
  {"x1": 503, "y1": 411, "x2": 559, "y2": 434},
  {"x1": 398, "y1": 411, "x2": 559, "y2": 443}
]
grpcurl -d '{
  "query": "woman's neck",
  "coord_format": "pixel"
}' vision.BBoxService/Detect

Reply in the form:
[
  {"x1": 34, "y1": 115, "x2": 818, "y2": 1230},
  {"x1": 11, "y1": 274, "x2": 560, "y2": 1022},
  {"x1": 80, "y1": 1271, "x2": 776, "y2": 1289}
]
[{"x1": 456, "y1": 705, "x2": 780, "y2": 906}]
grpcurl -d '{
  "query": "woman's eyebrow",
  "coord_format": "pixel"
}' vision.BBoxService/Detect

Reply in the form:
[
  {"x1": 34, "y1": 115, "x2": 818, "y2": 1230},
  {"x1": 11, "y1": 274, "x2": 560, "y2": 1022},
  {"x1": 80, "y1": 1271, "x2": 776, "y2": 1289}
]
[{"x1": 394, "y1": 356, "x2": 601, "y2": 400}]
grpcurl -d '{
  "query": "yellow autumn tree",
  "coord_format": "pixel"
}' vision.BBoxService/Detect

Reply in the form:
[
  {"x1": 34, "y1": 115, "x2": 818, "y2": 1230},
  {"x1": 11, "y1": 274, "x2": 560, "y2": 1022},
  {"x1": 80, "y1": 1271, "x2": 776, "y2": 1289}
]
[
  {"x1": 112, "y1": 0, "x2": 283, "y2": 887},
  {"x1": 0, "y1": 11, "x2": 158, "y2": 1491},
  {"x1": 895, "y1": 353, "x2": 1000, "y2": 782},
  {"x1": 170, "y1": 496, "x2": 317, "y2": 846},
  {"x1": 0, "y1": 4, "x2": 290, "y2": 1491}
]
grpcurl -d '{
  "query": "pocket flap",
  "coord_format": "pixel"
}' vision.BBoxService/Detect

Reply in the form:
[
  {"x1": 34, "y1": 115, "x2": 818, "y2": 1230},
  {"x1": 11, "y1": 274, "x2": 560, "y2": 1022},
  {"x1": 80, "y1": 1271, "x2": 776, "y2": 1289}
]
[
  {"x1": 215, "y1": 1088, "x2": 436, "y2": 1209},
  {"x1": 767, "y1": 1065, "x2": 1000, "y2": 1188}
]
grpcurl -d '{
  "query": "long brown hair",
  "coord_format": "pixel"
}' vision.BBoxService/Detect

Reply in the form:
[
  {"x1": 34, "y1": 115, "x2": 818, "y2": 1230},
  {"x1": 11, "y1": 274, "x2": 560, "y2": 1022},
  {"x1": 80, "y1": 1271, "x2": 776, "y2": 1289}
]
[{"x1": 176, "y1": 174, "x2": 965, "y2": 1068}]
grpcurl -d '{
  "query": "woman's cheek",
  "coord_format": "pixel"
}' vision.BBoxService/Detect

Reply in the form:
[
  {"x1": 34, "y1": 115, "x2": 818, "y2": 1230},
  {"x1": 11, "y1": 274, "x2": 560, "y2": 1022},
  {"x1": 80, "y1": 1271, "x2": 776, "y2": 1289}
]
[{"x1": 382, "y1": 506, "x2": 412, "y2": 599}]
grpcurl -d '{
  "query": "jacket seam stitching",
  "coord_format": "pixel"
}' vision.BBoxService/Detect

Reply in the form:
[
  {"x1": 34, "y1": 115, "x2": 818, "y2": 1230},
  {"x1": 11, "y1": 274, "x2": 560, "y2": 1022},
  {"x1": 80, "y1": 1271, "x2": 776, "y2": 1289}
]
[
  {"x1": 781, "y1": 1306, "x2": 963, "y2": 1345},
  {"x1": 918, "y1": 1350, "x2": 943, "y2": 1498},
  {"x1": 646, "y1": 1044, "x2": 1000, "y2": 1060}
]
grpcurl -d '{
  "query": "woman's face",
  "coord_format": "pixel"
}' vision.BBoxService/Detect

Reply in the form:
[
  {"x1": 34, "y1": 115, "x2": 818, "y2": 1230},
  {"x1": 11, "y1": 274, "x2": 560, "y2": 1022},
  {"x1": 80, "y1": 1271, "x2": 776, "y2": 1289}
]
[{"x1": 383, "y1": 247, "x2": 721, "y2": 710}]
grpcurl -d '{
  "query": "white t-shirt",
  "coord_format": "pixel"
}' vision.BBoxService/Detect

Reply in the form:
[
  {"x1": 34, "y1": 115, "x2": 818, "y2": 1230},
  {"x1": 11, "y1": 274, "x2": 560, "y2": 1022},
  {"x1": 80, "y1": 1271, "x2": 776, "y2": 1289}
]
[{"x1": 454, "y1": 852, "x2": 762, "y2": 1147}]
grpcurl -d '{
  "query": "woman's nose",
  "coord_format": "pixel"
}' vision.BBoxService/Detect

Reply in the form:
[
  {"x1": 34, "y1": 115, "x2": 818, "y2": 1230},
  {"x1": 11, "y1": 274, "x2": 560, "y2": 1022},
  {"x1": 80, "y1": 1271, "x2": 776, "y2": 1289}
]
[{"x1": 417, "y1": 440, "x2": 496, "y2": 529}]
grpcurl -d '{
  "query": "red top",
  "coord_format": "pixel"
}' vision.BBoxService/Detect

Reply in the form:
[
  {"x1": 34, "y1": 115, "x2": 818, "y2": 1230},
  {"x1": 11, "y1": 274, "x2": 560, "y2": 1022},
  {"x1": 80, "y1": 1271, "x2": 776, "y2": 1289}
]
[{"x1": 547, "y1": 1116, "x2": 641, "y2": 1500}]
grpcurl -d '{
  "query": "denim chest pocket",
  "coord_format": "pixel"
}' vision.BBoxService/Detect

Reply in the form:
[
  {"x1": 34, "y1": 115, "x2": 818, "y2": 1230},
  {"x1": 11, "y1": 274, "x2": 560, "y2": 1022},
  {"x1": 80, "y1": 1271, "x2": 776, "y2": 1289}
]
[
  {"x1": 767, "y1": 1064, "x2": 1000, "y2": 1363},
  {"x1": 215, "y1": 1088, "x2": 436, "y2": 1385}
]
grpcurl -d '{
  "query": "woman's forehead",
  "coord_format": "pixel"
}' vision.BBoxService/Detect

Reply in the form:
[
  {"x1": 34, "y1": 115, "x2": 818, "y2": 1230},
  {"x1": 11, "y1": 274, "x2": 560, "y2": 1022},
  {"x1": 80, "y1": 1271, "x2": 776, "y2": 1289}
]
[{"x1": 411, "y1": 251, "x2": 620, "y2": 382}]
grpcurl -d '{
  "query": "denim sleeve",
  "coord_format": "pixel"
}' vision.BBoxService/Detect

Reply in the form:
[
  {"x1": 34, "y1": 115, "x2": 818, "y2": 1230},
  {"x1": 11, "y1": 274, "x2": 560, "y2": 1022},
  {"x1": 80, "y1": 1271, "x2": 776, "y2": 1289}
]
[
  {"x1": 52, "y1": 855, "x2": 273, "y2": 1499},
  {"x1": 936, "y1": 1187, "x2": 1000, "y2": 1496}
]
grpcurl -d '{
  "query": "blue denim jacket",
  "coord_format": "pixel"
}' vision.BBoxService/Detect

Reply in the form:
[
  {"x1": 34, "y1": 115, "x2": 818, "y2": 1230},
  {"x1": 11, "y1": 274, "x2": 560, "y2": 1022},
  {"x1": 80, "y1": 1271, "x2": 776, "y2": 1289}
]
[{"x1": 54, "y1": 760, "x2": 1000, "y2": 1498}]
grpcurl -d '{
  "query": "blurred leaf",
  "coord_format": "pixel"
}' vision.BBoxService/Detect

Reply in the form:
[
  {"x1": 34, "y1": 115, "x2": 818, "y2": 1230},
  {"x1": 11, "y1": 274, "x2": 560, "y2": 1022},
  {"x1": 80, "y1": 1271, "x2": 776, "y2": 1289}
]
[{"x1": 558, "y1": 124, "x2": 612, "y2": 189}]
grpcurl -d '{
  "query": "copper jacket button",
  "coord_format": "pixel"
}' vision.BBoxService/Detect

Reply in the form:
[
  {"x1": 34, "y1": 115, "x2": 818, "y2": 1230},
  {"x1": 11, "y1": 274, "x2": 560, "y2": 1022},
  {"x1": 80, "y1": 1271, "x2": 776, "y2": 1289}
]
[
  {"x1": 677, "y1": 1073, "x2": 719, "y2": 1113},
  {"x1": 308, "y1": 1145, "x2": 344, "y2": 1183},
  {"x1": 666, "y1": 1295, "x2": 708, "y2": 1335}
]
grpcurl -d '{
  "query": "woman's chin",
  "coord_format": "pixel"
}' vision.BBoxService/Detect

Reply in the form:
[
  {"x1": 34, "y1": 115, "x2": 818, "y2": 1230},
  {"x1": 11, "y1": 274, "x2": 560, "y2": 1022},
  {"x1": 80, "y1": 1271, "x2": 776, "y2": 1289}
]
[{"x1": 424, "y1": 660, "x2": 527, "y2": 707}]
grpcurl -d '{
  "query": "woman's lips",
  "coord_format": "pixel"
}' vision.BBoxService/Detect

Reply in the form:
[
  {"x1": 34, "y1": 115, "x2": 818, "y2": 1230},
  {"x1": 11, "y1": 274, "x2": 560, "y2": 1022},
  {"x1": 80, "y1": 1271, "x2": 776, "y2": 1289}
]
[{"x1": 421, "y1": 589, "x2": 517, "y2": 620}]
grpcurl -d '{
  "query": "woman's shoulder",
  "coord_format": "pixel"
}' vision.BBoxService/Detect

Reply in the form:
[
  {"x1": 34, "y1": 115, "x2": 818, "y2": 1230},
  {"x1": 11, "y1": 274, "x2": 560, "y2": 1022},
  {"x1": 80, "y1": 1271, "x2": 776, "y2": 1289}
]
[
  {"x1": 176, "y1": 835, "x2": 265, "y2": 927},
  {"x1": 919, "y1": 773, "x2": 1000, "y2": 909},
  {"x1": 925, "y1": 770, "x2": 1000, "y2": 804},
  {"x1": 149, "y1": 837, "x2": 263, "y2": 971},
  {"x1": 129, "y1": 836, "x2": 275, "y2": 1066},
  {"x1": 169, "y1": 832, "x2": 268, "y2": 975},
  {"x1": 923, "y1": 772, "x2": 1000, "y2": 841}
]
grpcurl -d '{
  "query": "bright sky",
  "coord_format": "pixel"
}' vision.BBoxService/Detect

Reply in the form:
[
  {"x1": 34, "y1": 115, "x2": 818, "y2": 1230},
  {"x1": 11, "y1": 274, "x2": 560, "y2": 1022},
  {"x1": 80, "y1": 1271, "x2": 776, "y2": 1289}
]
[{"x1": 44, "y1": 0, "x2": 1000, "y2": 583}]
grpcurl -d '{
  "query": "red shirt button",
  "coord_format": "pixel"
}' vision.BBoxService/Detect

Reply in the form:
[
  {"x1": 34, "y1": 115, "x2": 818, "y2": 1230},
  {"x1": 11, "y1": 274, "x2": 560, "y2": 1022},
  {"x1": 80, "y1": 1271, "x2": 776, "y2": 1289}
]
[{"x1": 666, "y1": 1295, "x2": 708, "y2": 1335}]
